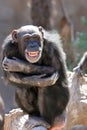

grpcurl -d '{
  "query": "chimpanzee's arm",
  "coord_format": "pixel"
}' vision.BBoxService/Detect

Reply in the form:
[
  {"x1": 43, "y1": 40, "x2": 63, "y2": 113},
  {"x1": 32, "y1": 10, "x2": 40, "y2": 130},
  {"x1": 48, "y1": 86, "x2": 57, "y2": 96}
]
[
  {"x1": 2, "y1": 57, "x2": 55, "y2": 74},
  {"x1": 6, "y1": 72, "x2": 58, "y2": 87},
  {"x1": 2, "y1": 57, "x2": 58, "y2": 87},
  {"x1": 2, "y1": 42, "x2": 58, "y2": 87}
]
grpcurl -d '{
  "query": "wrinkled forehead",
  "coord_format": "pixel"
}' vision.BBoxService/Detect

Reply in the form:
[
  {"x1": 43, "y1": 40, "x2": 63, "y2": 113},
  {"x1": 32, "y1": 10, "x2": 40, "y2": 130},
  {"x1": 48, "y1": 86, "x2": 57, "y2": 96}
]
[{"x1": 18, "y1": 25, "x2": 41, "y2": 36}]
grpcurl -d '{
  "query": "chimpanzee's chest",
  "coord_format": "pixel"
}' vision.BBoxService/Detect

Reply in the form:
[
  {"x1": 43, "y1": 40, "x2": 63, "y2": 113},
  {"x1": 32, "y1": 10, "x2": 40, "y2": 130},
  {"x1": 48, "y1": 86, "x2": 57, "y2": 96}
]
[{"x1": 37, "y1": 51, "x2": 52, "y2": 66}]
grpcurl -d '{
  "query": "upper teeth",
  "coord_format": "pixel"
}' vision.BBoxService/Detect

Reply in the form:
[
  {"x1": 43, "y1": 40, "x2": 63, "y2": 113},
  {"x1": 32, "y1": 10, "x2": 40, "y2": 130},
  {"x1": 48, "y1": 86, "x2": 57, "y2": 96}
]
[{"x1": 28, "y1": 51, "x2": 38, "y2": 56}]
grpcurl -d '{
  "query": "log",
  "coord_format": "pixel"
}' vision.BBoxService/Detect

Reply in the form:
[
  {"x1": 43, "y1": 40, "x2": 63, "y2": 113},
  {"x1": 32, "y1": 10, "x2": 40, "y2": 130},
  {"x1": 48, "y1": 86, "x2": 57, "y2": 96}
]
[
  {"x1": 4, "y1": 72, "x2": 87, "y2": 130},
  {"x1": 65, "y1": 72, "x2": 87, "y2": 130},
  {"x1": 4, "y1": 108, "x2": 49, "y2": 130}
]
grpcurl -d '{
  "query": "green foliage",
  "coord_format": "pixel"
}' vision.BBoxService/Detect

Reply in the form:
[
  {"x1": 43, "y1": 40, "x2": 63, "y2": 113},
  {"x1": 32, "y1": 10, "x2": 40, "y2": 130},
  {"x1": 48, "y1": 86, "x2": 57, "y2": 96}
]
[
  {"x1": 81, "y1": 16, "x2": 87, "y2": 26},
  {"x1": 67, "y1": 16, "x2": 87, "y2": 70},
  {"x1": 74, "y1": 16, "x2": 87, "y2": 50},
  {"x1": 74, "y1": 32, "x2": 87, "y2": 52},
  {"x1": 73, "y1": 32, "x2": 87, "y2": 67}
]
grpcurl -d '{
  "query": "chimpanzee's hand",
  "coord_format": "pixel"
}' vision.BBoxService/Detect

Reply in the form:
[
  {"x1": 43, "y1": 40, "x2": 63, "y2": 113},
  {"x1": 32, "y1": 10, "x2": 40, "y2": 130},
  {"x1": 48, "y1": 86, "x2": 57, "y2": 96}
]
[
  {"x1": 23, "y1": 72, "x2": 59, "y2": 87},
  {"x1": 2, "y1": 57, "x2": 25, "y2": 72}
]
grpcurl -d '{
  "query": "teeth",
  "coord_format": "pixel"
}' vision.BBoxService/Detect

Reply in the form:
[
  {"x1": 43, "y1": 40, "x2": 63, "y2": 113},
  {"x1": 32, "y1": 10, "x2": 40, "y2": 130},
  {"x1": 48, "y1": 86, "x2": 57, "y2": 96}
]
[{"x1": 28, "y1": 51, "x2": 39, "y2": 57}]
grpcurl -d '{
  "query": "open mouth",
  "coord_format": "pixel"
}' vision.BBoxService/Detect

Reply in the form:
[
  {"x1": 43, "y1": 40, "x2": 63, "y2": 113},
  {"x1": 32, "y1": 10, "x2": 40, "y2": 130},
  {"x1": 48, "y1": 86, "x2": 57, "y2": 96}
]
[
  {"x1": 26, "y1": 51, "x2": 40, "y2": 60},
  {"x1": 25, "y1": 50, "x2": 41, "y2": 63}
]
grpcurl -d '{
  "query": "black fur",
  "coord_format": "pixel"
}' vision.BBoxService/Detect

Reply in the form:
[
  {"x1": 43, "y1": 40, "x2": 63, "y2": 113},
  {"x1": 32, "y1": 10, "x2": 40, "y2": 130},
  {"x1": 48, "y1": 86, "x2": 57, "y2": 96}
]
[{"x1": 1, "y1": 25, "x2": 69, "y2": 126}]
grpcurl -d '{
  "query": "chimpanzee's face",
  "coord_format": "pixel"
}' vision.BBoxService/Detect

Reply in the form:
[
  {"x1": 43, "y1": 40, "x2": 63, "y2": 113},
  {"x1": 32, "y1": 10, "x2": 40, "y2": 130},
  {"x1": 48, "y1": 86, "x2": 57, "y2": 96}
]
[{"x1": 12, "y1": 25, "x2": 44, "y2": 63}]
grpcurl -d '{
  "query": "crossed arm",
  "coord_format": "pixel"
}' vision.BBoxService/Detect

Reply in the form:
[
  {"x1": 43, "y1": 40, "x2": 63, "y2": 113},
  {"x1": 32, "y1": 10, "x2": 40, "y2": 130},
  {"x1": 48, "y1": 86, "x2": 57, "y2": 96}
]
[{"x1": 2, "y1": 57, "x2": 59, "y2": 87}]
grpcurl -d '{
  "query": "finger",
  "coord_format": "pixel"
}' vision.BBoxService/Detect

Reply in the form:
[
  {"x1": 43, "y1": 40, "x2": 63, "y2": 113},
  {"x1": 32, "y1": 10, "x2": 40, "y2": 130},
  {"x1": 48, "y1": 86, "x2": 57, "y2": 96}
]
[
  {"x1": 31, "y1": 74, "x2": 46, "y2": 78},
  {"x1": 2, "y1": 60, "x2": 8, "y2": 65},
  {"x1": 2, "y1": 63, "x2": 8, "y2": 68},
  {"x1": 3, "y1": 57, "x2": 10, "y2": 63},
  {"x1": 52, "y1": 72, "x2": 59, "y2": 80},
  {"x1": 3, "y1": 67, "x2": 9, "y2": 71},
  {"x1": 37, "y1": 74, "x2": 46, "y2": 78},
  {"x1": 51, "y1": 72, "x2": 59, "y2": 85},
  {"x1": 55, "y1": 72, "x2": 59, "y2": 80},
  {"x1": 4, "y1": 57, "x2": 8, "y2": 61}
]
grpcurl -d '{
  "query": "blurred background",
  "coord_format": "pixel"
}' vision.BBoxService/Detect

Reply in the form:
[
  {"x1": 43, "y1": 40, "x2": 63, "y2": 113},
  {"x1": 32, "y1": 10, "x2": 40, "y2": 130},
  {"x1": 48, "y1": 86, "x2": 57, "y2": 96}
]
[{"x1": 0, "y1": 0, "x2": 87, "y2": 113}]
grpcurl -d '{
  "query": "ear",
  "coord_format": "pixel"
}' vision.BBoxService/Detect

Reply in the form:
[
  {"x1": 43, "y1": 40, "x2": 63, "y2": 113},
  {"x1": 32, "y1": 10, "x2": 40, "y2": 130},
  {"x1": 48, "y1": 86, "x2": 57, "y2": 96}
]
[
  {"x1": 38, "y1": 26, "x2": 44, "y2": 37},
  {"x1": 12, "y1": 30, "x2": 18, "y2": 42}
]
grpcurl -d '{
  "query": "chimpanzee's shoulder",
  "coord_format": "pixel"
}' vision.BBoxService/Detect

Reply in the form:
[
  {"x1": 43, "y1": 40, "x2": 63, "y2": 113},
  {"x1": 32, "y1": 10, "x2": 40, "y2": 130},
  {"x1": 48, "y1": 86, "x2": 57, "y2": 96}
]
[
  {"x1": 2, "y1": 34, "x2": 15, "y2": 50},
  {"x1": 44, "y1": 30, "x2": 62, "y2": 48},
  {"x1": 44, "y1": 30, "x2": 65, "y2": 57}
]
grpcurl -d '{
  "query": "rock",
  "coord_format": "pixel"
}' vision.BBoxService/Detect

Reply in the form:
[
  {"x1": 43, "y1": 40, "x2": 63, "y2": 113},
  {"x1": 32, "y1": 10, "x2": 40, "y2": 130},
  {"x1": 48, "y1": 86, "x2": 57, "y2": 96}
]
[
  {"x1": 65, "y1": 72, "x2": 87, "y2": 130},
  {"x1": 4, "y1": 108, "x2": 49, "y2": 130}
]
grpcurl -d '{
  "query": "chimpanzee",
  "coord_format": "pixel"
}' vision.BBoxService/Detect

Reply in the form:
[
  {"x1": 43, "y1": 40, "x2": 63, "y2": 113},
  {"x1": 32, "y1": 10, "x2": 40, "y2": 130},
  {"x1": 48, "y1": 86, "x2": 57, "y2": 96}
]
[
  {"x1": 73, "y1": 52, "x2": 87, "y2": 75},
  {"x1": 2, "y1": 25, "x2": 69, "y2": 130}
]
